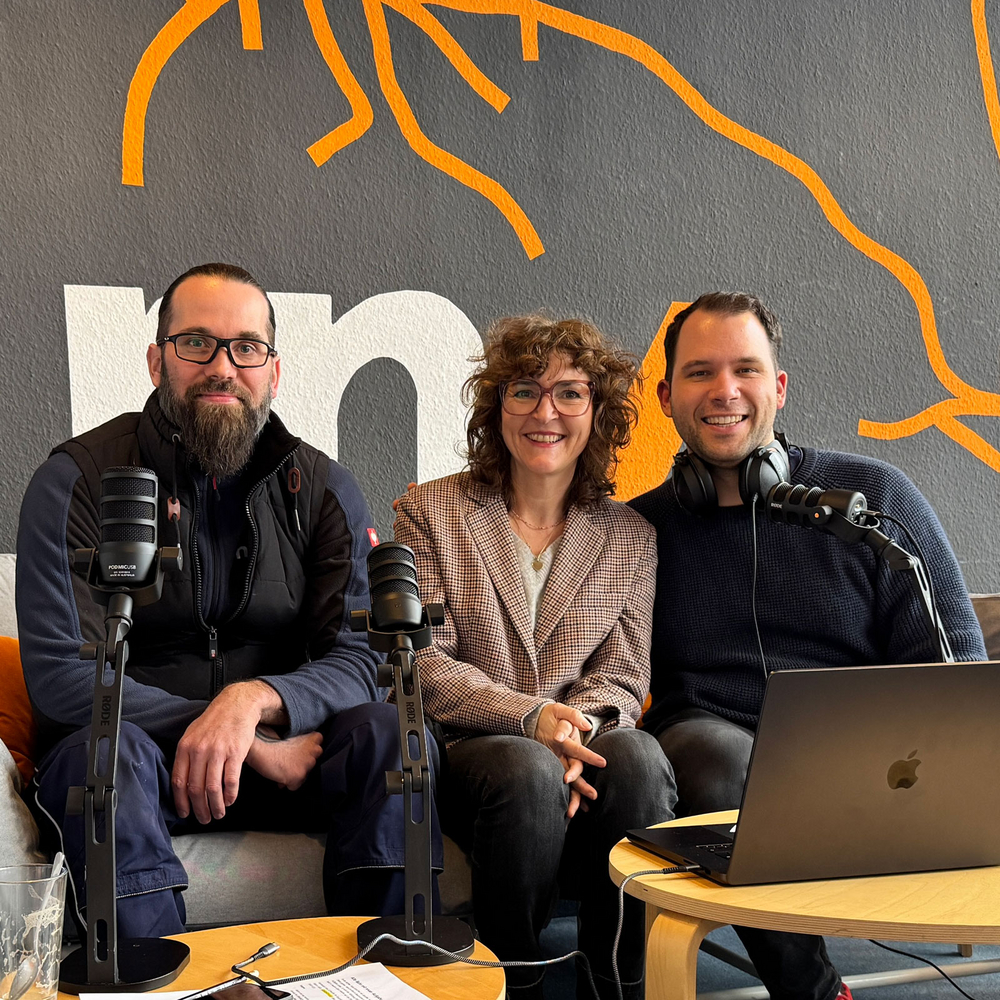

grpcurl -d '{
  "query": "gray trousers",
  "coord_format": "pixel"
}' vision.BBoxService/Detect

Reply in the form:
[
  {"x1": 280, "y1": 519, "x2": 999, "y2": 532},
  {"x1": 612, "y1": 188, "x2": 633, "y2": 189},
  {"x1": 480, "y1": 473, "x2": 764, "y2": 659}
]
[
  {"x1": 656, "y1": 708, "x2": 842, "y2": 1000},
  {"x1": 442, "y1": 727, "x2": 676, "y2": 1000}
]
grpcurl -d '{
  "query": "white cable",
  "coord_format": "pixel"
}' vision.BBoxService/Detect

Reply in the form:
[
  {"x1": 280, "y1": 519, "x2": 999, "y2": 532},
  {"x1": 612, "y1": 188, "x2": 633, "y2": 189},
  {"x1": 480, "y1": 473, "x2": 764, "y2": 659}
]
[
  {"x1": 238, "y1": 866, "x2": 694, "y2": 998},
  {"x1": 237, "y1": 931, "x2": 599, "y2": 996},
  {"x1": 612, "y1": 866, "x2": 699, "y2": 999},
  {"x1": 32, "y1": 784, "x2": 87, "y2": 931}
]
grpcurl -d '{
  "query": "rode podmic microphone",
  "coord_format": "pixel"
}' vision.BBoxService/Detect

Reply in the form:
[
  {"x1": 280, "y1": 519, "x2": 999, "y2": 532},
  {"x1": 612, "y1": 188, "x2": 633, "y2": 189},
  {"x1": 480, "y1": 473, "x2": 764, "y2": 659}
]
[
  {"x1": 63, "y1": 468, "x2": 190, "y2": 992},
  {"x1": 97, "y1": 467, "x2": 158, "y2": 586},
  {"x1": 351, "y1": 543, "x2": 473, "y2": 966},
  {"x1": 767, "y1": 482, "x2": 867, "y2": 532},
  {"x1": 366, "y1": 542, "x2": 424, "y2": 632}
]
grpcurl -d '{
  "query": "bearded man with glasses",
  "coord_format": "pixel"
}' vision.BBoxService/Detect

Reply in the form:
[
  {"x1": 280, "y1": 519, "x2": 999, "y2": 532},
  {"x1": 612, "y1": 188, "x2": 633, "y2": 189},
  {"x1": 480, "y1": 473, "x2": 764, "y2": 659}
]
[{"x1": 16, "y1": 263, "x2": 433, "y2": 939}]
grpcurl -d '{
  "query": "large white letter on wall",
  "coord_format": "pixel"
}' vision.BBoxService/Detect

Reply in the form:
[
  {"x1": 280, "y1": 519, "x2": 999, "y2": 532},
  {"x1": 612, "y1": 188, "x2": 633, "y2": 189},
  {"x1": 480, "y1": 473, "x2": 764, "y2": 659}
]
[{"x1": 64, "y1": 286, "x2": 480, "y2": 482}]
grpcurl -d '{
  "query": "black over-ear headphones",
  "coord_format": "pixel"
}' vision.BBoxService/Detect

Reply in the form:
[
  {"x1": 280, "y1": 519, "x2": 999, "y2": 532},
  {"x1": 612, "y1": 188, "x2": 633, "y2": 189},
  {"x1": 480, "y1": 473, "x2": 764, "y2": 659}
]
[{"x1": 669, "y1": 433, "x2": 790, "y2": 514}]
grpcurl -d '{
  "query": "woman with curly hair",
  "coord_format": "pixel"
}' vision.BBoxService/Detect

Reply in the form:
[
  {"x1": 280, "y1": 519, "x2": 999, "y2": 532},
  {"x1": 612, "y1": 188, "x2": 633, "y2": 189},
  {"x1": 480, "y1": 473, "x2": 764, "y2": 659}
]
[{"x1": 394, "y1": 314, "x2": 676, "y2": 1000}]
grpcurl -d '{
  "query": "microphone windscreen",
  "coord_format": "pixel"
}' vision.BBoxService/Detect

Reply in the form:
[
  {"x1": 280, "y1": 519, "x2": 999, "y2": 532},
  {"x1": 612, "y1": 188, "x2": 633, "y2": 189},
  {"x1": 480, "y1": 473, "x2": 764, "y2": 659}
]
[
  {"x1": 367, "y1": 543, "x2": 423, "y2": 631},
  {"x1": 767, "y1": 482, "x2": 824, "y2": 527},
  {"x1": 98, "y1": 467, "x2": 158, "y2": 584},
  {"x1": 100, "y1": 468, "x2": 157, "y2": 545},
  {"x1": 767, "y1": 482, "x2": 867, "y2": 529}
]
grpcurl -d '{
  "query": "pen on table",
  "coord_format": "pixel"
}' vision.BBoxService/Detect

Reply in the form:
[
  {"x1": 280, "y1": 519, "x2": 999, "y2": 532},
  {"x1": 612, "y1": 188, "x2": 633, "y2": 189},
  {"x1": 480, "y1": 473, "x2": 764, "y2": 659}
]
[
  {"x1": 176, "y1": 971, "x2": 257, "y2": 1000},
  {"x1": 177, "y1": 942, "x2": 280, "y2": 1000}
]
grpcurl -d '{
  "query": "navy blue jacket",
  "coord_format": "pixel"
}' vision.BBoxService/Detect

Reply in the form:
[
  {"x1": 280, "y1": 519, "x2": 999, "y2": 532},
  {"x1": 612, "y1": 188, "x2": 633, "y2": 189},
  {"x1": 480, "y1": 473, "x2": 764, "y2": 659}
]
[
  {"x1": 629, "y1": 446, "x2": 987, "y2": 734},
  {"x1": 17, "y1": 392, "x2": 382, "y2": 752}
]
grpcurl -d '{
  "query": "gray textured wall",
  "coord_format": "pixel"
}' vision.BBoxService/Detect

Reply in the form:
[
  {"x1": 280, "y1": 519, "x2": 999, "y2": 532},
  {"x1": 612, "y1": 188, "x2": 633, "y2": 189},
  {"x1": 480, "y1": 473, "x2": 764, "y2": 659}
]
[{"x1": 2, "y1": 1, "x2": 998, "y2": 588}]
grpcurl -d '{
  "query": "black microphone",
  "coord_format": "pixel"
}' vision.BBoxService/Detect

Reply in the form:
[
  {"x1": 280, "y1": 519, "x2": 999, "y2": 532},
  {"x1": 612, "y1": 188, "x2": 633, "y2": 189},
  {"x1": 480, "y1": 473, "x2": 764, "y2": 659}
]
[
  {"x1": 767, "y1": 482, "x2": 867, "y2": 532},
  {"x1": 97, "y1": 467, "x2": 158, "y2": 587},
  {"x1": 366, "y1": 542, "x2": 423, "y2": 631},
  {"x1": 351, "y1": 542, "x2": 473, "y2": 965},
  {"x1": 62, "y1": 465, "x2": 191, "y2": 992}
]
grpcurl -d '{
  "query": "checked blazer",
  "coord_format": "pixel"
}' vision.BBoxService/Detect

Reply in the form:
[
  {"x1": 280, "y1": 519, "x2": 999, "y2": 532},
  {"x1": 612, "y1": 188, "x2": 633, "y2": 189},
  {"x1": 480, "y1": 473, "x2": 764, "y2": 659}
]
[{"x1": 393, "y1": 472, "x2": 658, "y2": 740}]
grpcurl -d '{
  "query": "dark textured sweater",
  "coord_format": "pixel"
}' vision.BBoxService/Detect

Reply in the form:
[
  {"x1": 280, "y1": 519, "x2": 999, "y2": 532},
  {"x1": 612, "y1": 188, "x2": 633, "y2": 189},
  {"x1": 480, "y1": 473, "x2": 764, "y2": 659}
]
[{"x1": 629, "y1": 447, "x2": 987, "y2": 735}]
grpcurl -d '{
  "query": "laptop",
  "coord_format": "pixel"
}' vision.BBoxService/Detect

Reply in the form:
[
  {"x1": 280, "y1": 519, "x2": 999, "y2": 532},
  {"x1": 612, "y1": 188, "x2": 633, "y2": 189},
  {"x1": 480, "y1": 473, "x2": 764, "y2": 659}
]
[{"x1": 627, "y1": 661, "x2": 1000, "y2": 885}]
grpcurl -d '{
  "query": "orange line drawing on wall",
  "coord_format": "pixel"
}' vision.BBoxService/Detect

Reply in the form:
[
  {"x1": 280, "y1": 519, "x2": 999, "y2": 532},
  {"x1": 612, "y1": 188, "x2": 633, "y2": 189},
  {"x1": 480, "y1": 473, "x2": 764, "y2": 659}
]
[
  {"x1": 973, "y1": 0, "x2": 1000, "y2": 163},
  {"x1": 615, "y1": 303, "x2": 686, "y2": 502},
  {"x1": 122, "y1": 0, "x2": 1000, "y2": 470},
  {"x1": 303, "y1": 0, "x2": 375, "y2": 166},
  {"x1": 362, "y1": 0, "x2": 544, "y2": 258},
  {"x1": 236, "y1": 0, "x2": 263, "y2": 49},
  {"x1": 123, "y1": 0, "x2": 231, "y2": 187}
]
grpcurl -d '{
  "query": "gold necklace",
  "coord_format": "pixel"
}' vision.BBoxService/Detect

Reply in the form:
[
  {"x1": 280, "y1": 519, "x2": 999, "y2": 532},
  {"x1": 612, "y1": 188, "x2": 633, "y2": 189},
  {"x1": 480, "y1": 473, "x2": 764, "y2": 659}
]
[
  {"x1": 510, "y1": 509, "x2": 566, "y2": 532},
  {"x1": 511, "y1": 519, "x2": 562, "y2": 572}
]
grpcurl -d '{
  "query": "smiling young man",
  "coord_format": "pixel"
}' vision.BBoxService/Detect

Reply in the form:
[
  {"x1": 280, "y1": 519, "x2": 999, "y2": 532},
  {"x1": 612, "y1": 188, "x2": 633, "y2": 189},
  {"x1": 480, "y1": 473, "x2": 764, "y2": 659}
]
[
  {"x1": 629, "y1": 291, "x2": 986, "y2": 1000},
  {"x1": 16, "y1": 263, "x2": 424, "y2": 939}
]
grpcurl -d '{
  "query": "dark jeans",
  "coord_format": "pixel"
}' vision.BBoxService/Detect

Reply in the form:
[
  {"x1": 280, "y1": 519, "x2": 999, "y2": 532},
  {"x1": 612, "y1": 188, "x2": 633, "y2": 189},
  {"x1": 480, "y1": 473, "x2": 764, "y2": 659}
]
[
  {"x1": 442, "y1": 728, "x2": 676, "y2": 1000},
  {"x1": 32, "y1": 702, "x2": 440, "y2": 938},
  {"x1": 656, "y1": 707, "x2": 842, "y2": 1000}
]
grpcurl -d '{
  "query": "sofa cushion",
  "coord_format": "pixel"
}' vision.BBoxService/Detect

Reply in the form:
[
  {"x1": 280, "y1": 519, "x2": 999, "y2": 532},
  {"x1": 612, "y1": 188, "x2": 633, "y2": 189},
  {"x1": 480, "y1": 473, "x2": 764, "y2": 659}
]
[
  {"x1": 174, "y1": 830, "x2": 328, "y2": 927},
  {"x1": 0, "y1": 737, "x2": 45, "y2": 866},
  {"x1": 174, "y1": 829, "x2": 473, "y2": 927},
  {"x1": 0, "y1": 553, "x2": 16, "y2": 639},
  {"x1": 0, "y1": 637, "x2": 36, "y2": 785}
]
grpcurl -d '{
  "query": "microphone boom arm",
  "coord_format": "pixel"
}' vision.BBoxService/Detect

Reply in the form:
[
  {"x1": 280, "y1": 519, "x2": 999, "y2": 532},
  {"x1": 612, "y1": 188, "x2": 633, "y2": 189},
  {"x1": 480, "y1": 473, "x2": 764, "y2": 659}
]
[{"x1": 808, "y1": 509, "x2": 954, "y2": 664}]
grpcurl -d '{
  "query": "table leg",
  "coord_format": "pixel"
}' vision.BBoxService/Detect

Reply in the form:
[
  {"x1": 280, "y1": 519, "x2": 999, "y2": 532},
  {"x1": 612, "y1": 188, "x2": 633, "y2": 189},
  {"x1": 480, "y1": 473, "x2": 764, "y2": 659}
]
[{"x1": 644, "y1": 904, "x2": 722, "y2": 1000}]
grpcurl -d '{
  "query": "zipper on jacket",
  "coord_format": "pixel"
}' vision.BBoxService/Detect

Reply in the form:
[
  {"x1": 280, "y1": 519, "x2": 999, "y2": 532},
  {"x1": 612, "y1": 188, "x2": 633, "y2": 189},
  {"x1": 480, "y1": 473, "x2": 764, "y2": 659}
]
[
  {"x1": 190, "y1": 474, "x2": 206, "y2": 631},
  {"x1": 191, "y1": 449, "x2": 297, "y2": 693},
  {"x1": 208, "y1": 626, "x2": 223, "y2": 691},
  {"x1": 190, "y1": 475, "x2": 226, "y2": 696}
]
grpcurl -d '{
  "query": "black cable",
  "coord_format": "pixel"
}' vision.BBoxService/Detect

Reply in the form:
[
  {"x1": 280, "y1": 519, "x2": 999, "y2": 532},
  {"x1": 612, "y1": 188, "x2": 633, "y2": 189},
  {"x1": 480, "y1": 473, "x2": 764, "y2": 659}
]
[
  {"x1": 749, "y1": 494, "x2": 769, "y2": 681},
  {"x1": 176, "y1": 943, "x2": 281, "y2": 1000},
  {"x1": 236, "y1": 943, "x2": 280, "y2": 969},
  {"x1": 864, "y1": 510, "x2": 947, "y2": 658},
  {"x1": 868, "y1": 939, "x2": 983, "y2": 1000}
]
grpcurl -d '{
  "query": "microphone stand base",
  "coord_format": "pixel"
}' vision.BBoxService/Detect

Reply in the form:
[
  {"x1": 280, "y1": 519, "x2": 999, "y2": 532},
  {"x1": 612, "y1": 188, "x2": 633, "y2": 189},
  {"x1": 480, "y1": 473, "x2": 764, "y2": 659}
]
[
  {"x1": 59, "y1": 938, "x2": 191, "y2": 994},
  {"x1": 357, "y1": 914, "x2": 475, "y2": 966}
]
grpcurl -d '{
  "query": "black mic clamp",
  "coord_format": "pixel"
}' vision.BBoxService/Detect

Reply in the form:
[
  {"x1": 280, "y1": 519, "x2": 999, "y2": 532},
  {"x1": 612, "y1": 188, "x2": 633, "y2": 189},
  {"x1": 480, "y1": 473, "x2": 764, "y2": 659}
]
[
  {"x1": 350, "y1": 603, "x2": 444, "y2": 672},
  {"x1": 73, "y1": 545, "x2": 183, "y2": 610}
]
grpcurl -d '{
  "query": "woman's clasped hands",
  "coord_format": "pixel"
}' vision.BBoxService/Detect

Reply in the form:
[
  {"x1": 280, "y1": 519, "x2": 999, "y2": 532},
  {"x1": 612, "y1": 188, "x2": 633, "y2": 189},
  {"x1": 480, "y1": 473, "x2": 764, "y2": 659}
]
[{"x1": 533, "y1": 702, "x2": 607, "y2": 818}]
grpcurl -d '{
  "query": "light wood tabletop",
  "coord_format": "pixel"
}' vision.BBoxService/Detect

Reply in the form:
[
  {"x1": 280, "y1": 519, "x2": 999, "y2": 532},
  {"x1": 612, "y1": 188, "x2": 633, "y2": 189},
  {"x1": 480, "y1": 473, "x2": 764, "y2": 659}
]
[
  {"x1": 59, "y1": 917, "x2": 504, "y2": 1000},
  {"x1": 609, "y1": 810, "x2": 1000, "y2": 1000}
]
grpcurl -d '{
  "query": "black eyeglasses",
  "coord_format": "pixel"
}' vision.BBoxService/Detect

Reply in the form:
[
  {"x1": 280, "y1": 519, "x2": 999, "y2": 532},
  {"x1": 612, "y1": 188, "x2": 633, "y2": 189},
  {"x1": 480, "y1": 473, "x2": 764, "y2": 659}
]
[
  {"x1": 158, "y1": 334, "x2": 277, "y2": 369},
  {"x1": 500, "y1": 379, "x2": 595, "y2": 416}
]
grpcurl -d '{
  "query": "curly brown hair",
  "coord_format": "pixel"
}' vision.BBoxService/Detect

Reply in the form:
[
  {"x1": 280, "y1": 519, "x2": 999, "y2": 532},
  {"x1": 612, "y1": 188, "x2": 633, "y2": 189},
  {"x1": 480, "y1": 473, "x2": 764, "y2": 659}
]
[{"x1": 465, "y1": 314, "x2": 641, "y2": 508}]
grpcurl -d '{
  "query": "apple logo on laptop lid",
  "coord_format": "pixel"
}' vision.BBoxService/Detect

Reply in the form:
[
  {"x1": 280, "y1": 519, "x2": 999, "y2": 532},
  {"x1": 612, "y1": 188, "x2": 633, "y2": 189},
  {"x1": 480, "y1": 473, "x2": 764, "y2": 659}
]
[{"x1": 887, "y1": 749, "x2": 921, "y2": 789}]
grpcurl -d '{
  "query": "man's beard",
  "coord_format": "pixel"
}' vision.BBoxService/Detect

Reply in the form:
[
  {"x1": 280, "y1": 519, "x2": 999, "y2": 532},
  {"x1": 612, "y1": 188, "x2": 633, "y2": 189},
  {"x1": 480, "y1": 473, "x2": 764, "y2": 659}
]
[{"x1": 158, "y1": 368, "x2": 272, "y2": 480}]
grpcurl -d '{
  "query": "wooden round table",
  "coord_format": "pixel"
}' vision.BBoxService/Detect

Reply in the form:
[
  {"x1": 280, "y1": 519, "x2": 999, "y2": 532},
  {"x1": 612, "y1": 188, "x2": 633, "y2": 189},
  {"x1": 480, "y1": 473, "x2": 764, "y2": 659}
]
[
  {"x1": 609, "y1": 810, "x2": 1000, "y2": 1000},
  {"x1": 59, "y1": 916, "x2": 504, "y2": 1000}
]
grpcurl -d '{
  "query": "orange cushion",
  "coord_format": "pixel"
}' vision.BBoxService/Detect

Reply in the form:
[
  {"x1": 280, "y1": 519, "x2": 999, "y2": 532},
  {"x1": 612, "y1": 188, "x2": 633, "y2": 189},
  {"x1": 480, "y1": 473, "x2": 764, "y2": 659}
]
[{"x1": 0, "y1": 637, "x2": 36, "y2": 785}]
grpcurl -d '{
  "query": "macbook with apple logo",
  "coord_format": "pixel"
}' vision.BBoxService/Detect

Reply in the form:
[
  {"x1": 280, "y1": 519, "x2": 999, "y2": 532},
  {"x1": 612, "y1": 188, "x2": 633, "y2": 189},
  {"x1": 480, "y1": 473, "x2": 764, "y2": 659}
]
[{"x1": 627, "y1": 661, "x2": 1000, "y2": 885}]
